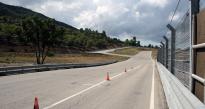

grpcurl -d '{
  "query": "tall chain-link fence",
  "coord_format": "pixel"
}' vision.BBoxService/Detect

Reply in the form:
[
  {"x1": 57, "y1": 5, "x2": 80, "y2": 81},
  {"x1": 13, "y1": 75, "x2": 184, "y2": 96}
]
[
  {"x1": 174, "y1": 12, "x2": 190, "y2": 88},
  {"x1": 157, "y1": 11, "x2": 191, "y2": 89},
  {"x1": 157, "y1": 0, "x2": 205, "y2": 103}
]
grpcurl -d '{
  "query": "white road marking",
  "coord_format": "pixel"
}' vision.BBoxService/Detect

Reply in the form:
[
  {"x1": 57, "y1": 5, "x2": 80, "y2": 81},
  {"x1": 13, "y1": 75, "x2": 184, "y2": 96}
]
[
  {"x1": 43, "y1": 65, "x2": 141, "y2": 109},
  {"x1": 149, "y1": 52, "x2": 155, "y2": 109},
  {"x1": 43, "y1": 80, "x2": 106, "y2": 109},
  {"x1": 82, "y1": 83, "x2": 93, "y2": 86}
]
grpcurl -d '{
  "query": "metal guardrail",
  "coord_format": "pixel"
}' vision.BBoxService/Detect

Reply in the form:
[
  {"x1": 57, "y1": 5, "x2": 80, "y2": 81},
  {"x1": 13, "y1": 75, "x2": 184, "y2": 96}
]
[
  {"x1": 192, "y1": 43, "x2": 205, "y2": 49},
  {"x1": 0, "y1": 61, "x2": 117, "y2": 76},
  {"x1": 191, "y1": 35, "x2": 205, "y2": 102},
  {"x1": 192, "y1": 74, "x2": 205, "y2": 85},
  {"x1": 157, "y1": 62, "x2": 205, "y2": 109}
]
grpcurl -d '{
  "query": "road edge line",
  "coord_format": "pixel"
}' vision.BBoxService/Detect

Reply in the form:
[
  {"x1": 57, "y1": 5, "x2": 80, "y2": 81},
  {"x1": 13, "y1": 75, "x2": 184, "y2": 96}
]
[{"x1": 149, "y1": 51, "x2": 155, "y2": 109}]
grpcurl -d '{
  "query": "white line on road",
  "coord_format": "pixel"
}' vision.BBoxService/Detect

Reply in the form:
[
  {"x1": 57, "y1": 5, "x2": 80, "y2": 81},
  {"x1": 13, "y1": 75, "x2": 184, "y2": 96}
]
[
  {"x1": 82, "y1": 83, "x2": 93, "y2": 86},
  {"x1": 43, "y1": 65, "x2": 141, "y2": 109},
  {"x1": 149, "y1": 52, "x2": 155, "y2": 109}
]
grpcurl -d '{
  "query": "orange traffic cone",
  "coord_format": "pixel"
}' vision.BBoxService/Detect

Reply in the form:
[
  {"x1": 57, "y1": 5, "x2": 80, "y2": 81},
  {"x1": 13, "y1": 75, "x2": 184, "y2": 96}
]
[
  {"x1": 34, "y1": 97, "x2": 39, "y2": 109},
  {"x1": 106, "y1": 72, "x2": 110, "y2": 81}
]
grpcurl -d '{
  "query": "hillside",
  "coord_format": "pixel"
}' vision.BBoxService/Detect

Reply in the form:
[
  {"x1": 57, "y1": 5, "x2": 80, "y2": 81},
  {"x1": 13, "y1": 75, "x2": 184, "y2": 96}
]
[
  {"x1": 0, "y1": 2, "x2": 77, "y2": 30},
  {"x1": 0, "y1": 2, "x2": 124, "y2": 53}
]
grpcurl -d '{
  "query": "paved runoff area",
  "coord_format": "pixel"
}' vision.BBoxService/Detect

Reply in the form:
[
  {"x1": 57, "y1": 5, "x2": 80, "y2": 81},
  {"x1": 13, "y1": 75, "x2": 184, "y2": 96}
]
[{"x1": 0, "y1": 51, "x2": 167, "y2": 109}]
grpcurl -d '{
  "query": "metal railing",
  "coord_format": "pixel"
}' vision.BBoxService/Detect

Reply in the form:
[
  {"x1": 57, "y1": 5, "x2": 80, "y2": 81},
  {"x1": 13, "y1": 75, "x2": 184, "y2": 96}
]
[{"x1": 0, "y1": 61, "x2": 117, "y2": 76}]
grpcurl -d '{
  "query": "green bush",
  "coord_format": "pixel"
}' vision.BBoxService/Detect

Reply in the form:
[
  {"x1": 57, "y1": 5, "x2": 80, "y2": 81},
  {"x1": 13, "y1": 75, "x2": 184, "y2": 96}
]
[{"x1": 47, "y1": 51, "x2": 55, "y2": 57}]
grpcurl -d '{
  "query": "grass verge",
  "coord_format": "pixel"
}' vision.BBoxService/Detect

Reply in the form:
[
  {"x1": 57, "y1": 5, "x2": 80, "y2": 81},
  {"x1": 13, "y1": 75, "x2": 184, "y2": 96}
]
[
  {"x1": 110, "y1": 47, "x2": 157, "y2": 56},
  {"x1": 0, "y1": 52, "x2": 128, "y2": 67}
]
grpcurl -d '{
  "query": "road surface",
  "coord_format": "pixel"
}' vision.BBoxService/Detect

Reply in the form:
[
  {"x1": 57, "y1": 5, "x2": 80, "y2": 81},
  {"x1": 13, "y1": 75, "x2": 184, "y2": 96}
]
[{"x1": 0, "y1": 51, "x2": 167, "y2": 109}]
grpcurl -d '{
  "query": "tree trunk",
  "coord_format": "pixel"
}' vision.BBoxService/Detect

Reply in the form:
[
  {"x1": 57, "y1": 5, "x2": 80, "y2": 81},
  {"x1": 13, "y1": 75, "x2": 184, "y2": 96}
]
[
  {"x1": 35, "y1": 52, "x2": 40, "y2": 64},
  {"x1": 41, "y1": 47, "x2": 49, "y2": 64},
  {"x1": 35, "y1": 46, "x2": 40, "y2": 64},
  {"x1": 41, "y1": 46, "x2": 46, "y2": 64},
  {"x1": 37, "y1": 34, "x2": 41, "y2": 64}
]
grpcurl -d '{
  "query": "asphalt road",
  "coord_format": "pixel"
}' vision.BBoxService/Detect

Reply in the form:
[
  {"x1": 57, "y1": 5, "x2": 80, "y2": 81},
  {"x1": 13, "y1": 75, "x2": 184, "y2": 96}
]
[{"x1": 0, "y1": 51, "x2": 167, "y2": 109}]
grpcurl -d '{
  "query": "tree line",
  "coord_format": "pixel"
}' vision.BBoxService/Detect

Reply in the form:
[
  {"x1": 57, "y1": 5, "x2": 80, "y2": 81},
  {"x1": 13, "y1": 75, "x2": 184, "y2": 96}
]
[
  {"x1": 125, "y1": 37, "x2": 141, "y2": 47},
  {"x1": 0, "y1": 16, "x2": 157, "y2": 64},
  {"x1": 0, "y1": 16, "x2": 123, "y2": 64}
]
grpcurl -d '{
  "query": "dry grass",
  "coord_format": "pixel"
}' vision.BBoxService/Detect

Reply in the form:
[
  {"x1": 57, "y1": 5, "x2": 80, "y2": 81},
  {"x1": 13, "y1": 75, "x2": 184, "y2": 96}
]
[
  {"x1": 0, "y1": 52, "x2": 128, "y2": 67},
  {"x1": 110, "y1": 47, "x2": 140, "y2": 55},
  {"x1": 110, "y1": 47, "x2": 155, "y2": 56},
  {"x1": 151, "y1": 49, "x2": 158, "y2": 59},
  {"x1": 45, "y1": 53, "x2": 128, "y2": 63}
]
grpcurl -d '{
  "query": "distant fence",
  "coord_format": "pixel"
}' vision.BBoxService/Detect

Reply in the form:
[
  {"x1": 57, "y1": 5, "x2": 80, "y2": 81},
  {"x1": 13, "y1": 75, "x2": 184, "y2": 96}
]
[{"x1": 0, "y1": 61, "x2": 117, "y2": 76}]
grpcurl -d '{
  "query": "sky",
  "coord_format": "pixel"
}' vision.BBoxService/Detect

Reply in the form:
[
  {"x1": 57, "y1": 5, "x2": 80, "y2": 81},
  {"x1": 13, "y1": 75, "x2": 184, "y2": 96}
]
[{"x1": 0, "y1": 0, "x2": 190, "y2": 45}]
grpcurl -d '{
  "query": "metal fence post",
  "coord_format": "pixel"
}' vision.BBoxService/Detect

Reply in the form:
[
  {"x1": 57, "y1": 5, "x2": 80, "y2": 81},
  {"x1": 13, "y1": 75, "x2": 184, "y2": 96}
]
[
  {"x1": 159, "y1": 45, "x2": 163, "y2": 64},
  {"x1": 158, "y1": 47, "x2": 161, "y2": 63},
  {"x1": 164, "y1": 36, "x2": 169, "y2": 68},
  {"x1": 157, "y1": 48, "x2": 160, "y2": 62},
  {"x1": 167, "y1": 24, "x2": 176, "y2": 74},
  {"x1": 189, "y1": 0, "x2": 194, "y2": 92},
  {"x1": 160, "y1": 42, "x2": 165, "y2": 65},
  {"x1": 160, "y1": 47, "x2": 163, "y2": 64}
]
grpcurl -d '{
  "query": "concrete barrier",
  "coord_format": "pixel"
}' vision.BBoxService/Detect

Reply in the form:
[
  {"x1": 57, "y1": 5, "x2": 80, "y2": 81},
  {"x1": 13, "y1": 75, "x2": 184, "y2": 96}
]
[{"x1": 157, "y1": 62, "x2": 205, "y2": 109}]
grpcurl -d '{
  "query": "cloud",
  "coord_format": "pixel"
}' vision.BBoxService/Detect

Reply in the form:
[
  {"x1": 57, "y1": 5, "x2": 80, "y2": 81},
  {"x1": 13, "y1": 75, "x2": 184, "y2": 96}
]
[
  {"x1": 141, "y1": 0, "x2": 168, "y2": 8},
  {"x1": 0, "y1": 0, "x2": 190, "y2": 45}
]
